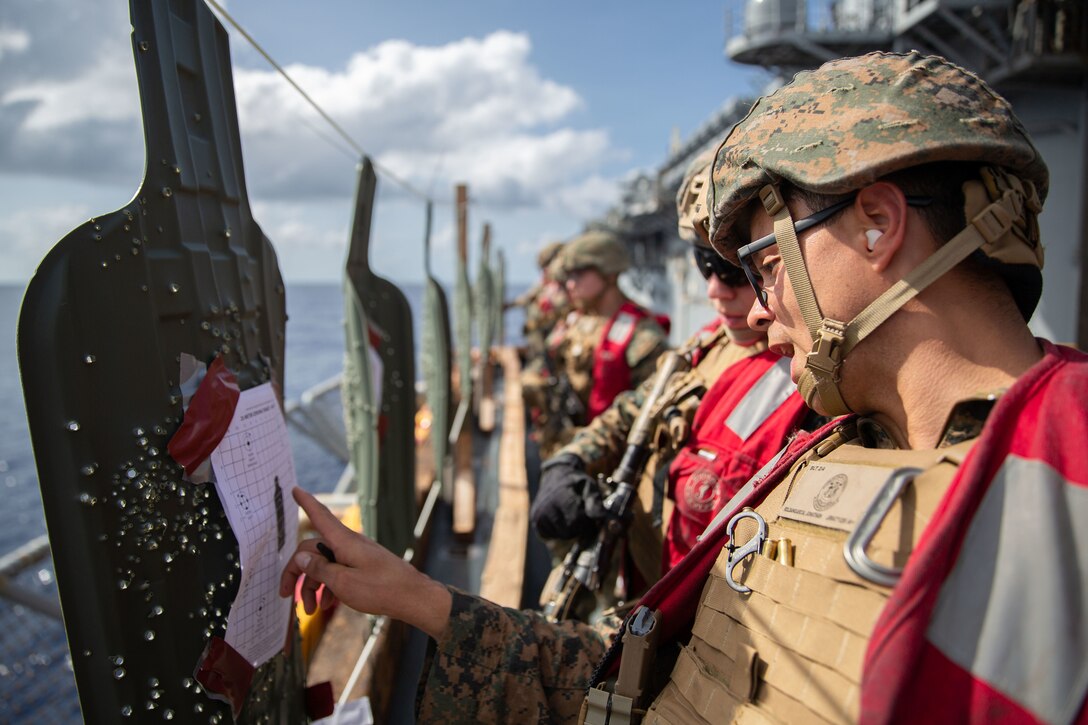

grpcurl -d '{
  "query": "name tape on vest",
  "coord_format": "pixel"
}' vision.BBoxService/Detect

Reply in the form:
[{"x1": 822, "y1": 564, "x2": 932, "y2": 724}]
[{"x1": 779, "y1": 462, "x2": 893, "y2": 532}]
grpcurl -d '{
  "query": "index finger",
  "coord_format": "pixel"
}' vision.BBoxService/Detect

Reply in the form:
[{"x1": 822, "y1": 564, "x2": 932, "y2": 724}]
[{"x1": 293, "y1": 487, "x2": 354, "y2": 547}]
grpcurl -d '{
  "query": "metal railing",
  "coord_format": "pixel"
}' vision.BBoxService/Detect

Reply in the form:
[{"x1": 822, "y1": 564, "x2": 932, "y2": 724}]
[
  {"x1": 0, "y1": 535, "x2": 81, "y2": 722},
  {"x1": 285, "y1": 373, "x2": 351, "y2": 463},
  {"x1": 0, "y1": 535, "x2": 60, "y2": 620}
]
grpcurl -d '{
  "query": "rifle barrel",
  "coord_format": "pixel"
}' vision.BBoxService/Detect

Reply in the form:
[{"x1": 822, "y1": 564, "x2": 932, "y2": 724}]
[{"x1": 626, "y1": 352, "x2": 685, "y2": 450}]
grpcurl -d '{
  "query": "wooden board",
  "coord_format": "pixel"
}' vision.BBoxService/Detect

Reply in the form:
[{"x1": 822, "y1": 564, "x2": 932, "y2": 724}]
[
  {"x1": 477, "y1": 357, "x2": 496, "y2": 433},
  {"x1": 451, "y1": 424, "x2": 476, "y2": 538},
  {"x1": 479, "y1": 347, "x2": 530, "y2": 607}
]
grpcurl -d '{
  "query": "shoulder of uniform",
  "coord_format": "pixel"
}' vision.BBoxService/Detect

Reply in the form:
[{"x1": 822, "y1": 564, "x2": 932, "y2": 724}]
[
  {"x1": 639, "y1": 312, "x2": 663, "y2": 329},
  {"x1": 625, "y1": 323, "x2": 668, "y2": 368},
  {"x1": 514, "y1": 284, "x2": 542, "y2": 306},
  {"x1": 630, "y1": 317, "x2": 668, "y2": 350},
  {"x1": 576, "y1": 313, "x2": 607, "y2": 337},
  {"x1": 632, "y1": 314, "x2": 667, "y2": 339},
  {"x1": 677, "y1": 330, "x2": 704, "y2": 353},
  {"x1": 680, "y1": 321, "x2": 728, "y2": 354}
]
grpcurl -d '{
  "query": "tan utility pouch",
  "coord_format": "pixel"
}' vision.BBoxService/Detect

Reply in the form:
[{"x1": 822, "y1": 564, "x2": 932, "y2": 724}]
[
  {"x1": 580, "y1": 686, "x2": 635, "y2": 725},
  {"x1": 579, "y1": 607, "x2": 661, "y2": 725}
]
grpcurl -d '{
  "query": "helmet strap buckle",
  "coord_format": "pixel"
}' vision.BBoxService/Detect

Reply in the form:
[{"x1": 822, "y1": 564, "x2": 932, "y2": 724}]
[
  {"x1": 971, "y1": 197, "x2": 1015, "y2": 247},
  {"x1": 806, "y1": 320, "x2": 847, "y2": 379},
  {"x1": 760, "y1": 185, "x2": 786, "y2": 217},
  {"x1": 798, "y1": 319, "x2": 852, "y2": 415}
]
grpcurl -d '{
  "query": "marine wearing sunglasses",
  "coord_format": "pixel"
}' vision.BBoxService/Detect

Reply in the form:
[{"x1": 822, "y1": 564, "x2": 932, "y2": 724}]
[{"x1": 692, "y1": 245, "x2": 748, "y2": 287}]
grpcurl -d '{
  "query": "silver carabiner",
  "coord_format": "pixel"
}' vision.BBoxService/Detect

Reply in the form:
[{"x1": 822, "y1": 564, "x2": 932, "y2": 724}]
[
  {"x1": 724, "y1": 508, "x2": 767, "y2": 593},
  {"x1": 843, "y1": 467, "x2": 922, "y2": 587}
]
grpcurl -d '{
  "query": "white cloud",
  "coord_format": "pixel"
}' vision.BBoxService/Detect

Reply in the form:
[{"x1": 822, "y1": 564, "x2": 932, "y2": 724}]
[
  {"x1": 0, "y1": 21, "x2": 625, "y2": 284},
  {"x1": 230, "y1": 31, "x2": 610, "y2": 206},
  {"x1": 0, "y1": 25, "x2": 31, "y2": 60},
  {"x1": 252, "y1": 206, "x2": 348, "y2": 252},
  {"x1": 2, "y1": 24, "x2": 616, "y2": 209},
  {"x1": 236, "y1": 32, "x2": 578, "y2": 138},
  {"x1": 0, "y1": 201, "x2": 96, "y2": 280},
  {"x1": 2, "y1": 42, "x2": 137, "y2": 131},
  {"x1": 546, "y1": 174, "x2": 623, "y2": 218},
  {"x1": 377, "y1": 127, "x2": 611, "y2": 205}
]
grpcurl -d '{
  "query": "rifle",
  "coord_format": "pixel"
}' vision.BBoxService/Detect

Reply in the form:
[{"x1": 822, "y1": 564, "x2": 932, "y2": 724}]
[{"x1": 543, "y1": 350, "x2": 688, "y2": 622}]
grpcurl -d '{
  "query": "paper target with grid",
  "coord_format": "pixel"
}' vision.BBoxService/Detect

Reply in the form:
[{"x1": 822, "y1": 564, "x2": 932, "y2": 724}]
[{"x1": 210, "y1": 381, "x2": 299, "y2": 667}]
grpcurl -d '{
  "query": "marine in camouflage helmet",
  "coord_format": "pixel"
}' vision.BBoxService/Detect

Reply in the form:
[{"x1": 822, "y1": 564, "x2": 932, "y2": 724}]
[
  {"x1": 535, "y1": 146, "x2": 785, "y2": 613},
  {"x1": 558, "y1": 230, "x2": 631, "y2": 277},
  {"x1": 675, "y1": 144, "x2": 718, "y2": 246},
  {"x1": 708, "y1": 51, "x2": 1048, "y2": 415},
  {"x1": 537, "y1": 240, "x2": 565, "y2": 271},
  {"x1": 279, "y1": 52, "x2": 1087, "y2": 725},
  {"x1": 521, "y1": 226, "x2": 668, "y2": 458},
  {"x1": 546, "y1": 251, "x2": 568, "y2": 283},
  {"x1": 516, "y1": 240, "x2": 571, "y2": 356}
]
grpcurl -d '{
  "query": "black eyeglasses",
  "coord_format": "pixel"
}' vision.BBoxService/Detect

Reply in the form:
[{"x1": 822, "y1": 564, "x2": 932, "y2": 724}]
[
  {"x1": 562, "y1": 265, "x2": 595, "y2": 281},
  {"x1": 692, "y1": 246, "x2": 748, "y2": 287},
  {"x1": 737, "y1": 194, "x2": 933, "y2": 308}
]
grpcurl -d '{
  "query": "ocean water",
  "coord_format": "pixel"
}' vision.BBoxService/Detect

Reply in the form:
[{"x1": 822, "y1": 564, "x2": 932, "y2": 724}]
[{"x1": 0, "y1": 279, "x2": 525, "y2": 722}]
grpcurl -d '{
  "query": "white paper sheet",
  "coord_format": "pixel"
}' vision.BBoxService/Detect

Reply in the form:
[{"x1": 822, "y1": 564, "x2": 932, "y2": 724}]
[{"x1": 209, "y1": 381, "x2": 299, "y2": 667}]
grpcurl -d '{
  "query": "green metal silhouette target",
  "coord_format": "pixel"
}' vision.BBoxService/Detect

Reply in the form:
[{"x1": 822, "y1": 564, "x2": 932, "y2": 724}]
[{"x1": 18, "y1": 1, "x2": 303, "y2": 721}]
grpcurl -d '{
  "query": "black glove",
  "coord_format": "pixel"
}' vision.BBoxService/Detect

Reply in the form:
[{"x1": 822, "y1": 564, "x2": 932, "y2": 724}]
[{"x1": 531, "y1": 454, "x2": 602, "y2": 540}]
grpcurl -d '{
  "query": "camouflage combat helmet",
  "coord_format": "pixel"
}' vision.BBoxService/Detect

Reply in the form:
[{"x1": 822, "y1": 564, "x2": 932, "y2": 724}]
[
  {"x1": 537, "y1": 241, "x2": 564, "y2": 271},
  {"x1": 675, "y1": 145, "x2": 718, "y2": 246},
  {"x1": 707, "y1": 51, "x2": 1049, "y2": 415},
  {"x1": 561, "y1": 230, "x2": 631, "y2": 277},
  {"x1": 546, "y1": 252, "x2": 568, "y2": 283}
]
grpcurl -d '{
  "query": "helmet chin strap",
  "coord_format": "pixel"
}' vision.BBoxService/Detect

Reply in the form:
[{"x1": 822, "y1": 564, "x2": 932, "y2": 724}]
[{"x1": 758, "y1": 182, "x2": 1026, "y2": 417}]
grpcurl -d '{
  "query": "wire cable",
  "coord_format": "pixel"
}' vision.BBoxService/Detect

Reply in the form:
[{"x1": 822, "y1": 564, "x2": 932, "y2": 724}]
[
  {"x1": 205, "y1": 0, "x2": 537, "y2": 216},
  {"x1": 204, "y1": 0, "x2": 433, "y2": 202}
]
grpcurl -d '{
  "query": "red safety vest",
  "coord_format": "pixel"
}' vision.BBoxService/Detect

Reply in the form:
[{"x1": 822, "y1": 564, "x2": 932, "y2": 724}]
[
  {"x1": 664, "y1": 352, "x2": 808, "y2": 570},
  {"x1": 587, "y1": 301, "x2": 656, "y2": 420},
  {"x1": 862, "y1": 340, "x2": 1088, "y2": 724}
]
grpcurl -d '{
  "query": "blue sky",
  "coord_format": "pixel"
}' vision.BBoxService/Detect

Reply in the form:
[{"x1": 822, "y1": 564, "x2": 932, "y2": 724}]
[{"x1": 0, "y1": 0, "x2": 772, "y2": 286}]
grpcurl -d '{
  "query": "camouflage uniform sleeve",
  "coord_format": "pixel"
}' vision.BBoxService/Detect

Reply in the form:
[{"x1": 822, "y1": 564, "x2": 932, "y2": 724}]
[
  {"x1": 415, "y1": 587, "x2": 609, "y2": 724},
  {"x1": 559, "y1": 325, "x2": 709, "y2": 475},
  {"x1": 558, "y1": 380, "x2": 651, "y2": 477},
  {"x1": 624, "y1": 318, "x2": 669, "y2": 389},
  {"x1": 511, "y1": 283, "x2": 542, "y2": 309}
]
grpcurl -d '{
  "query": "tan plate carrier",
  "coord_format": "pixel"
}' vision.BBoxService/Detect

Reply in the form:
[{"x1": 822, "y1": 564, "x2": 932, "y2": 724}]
[{"x1": 586, "y1": 423, "x2": 974, "y2": 724}]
